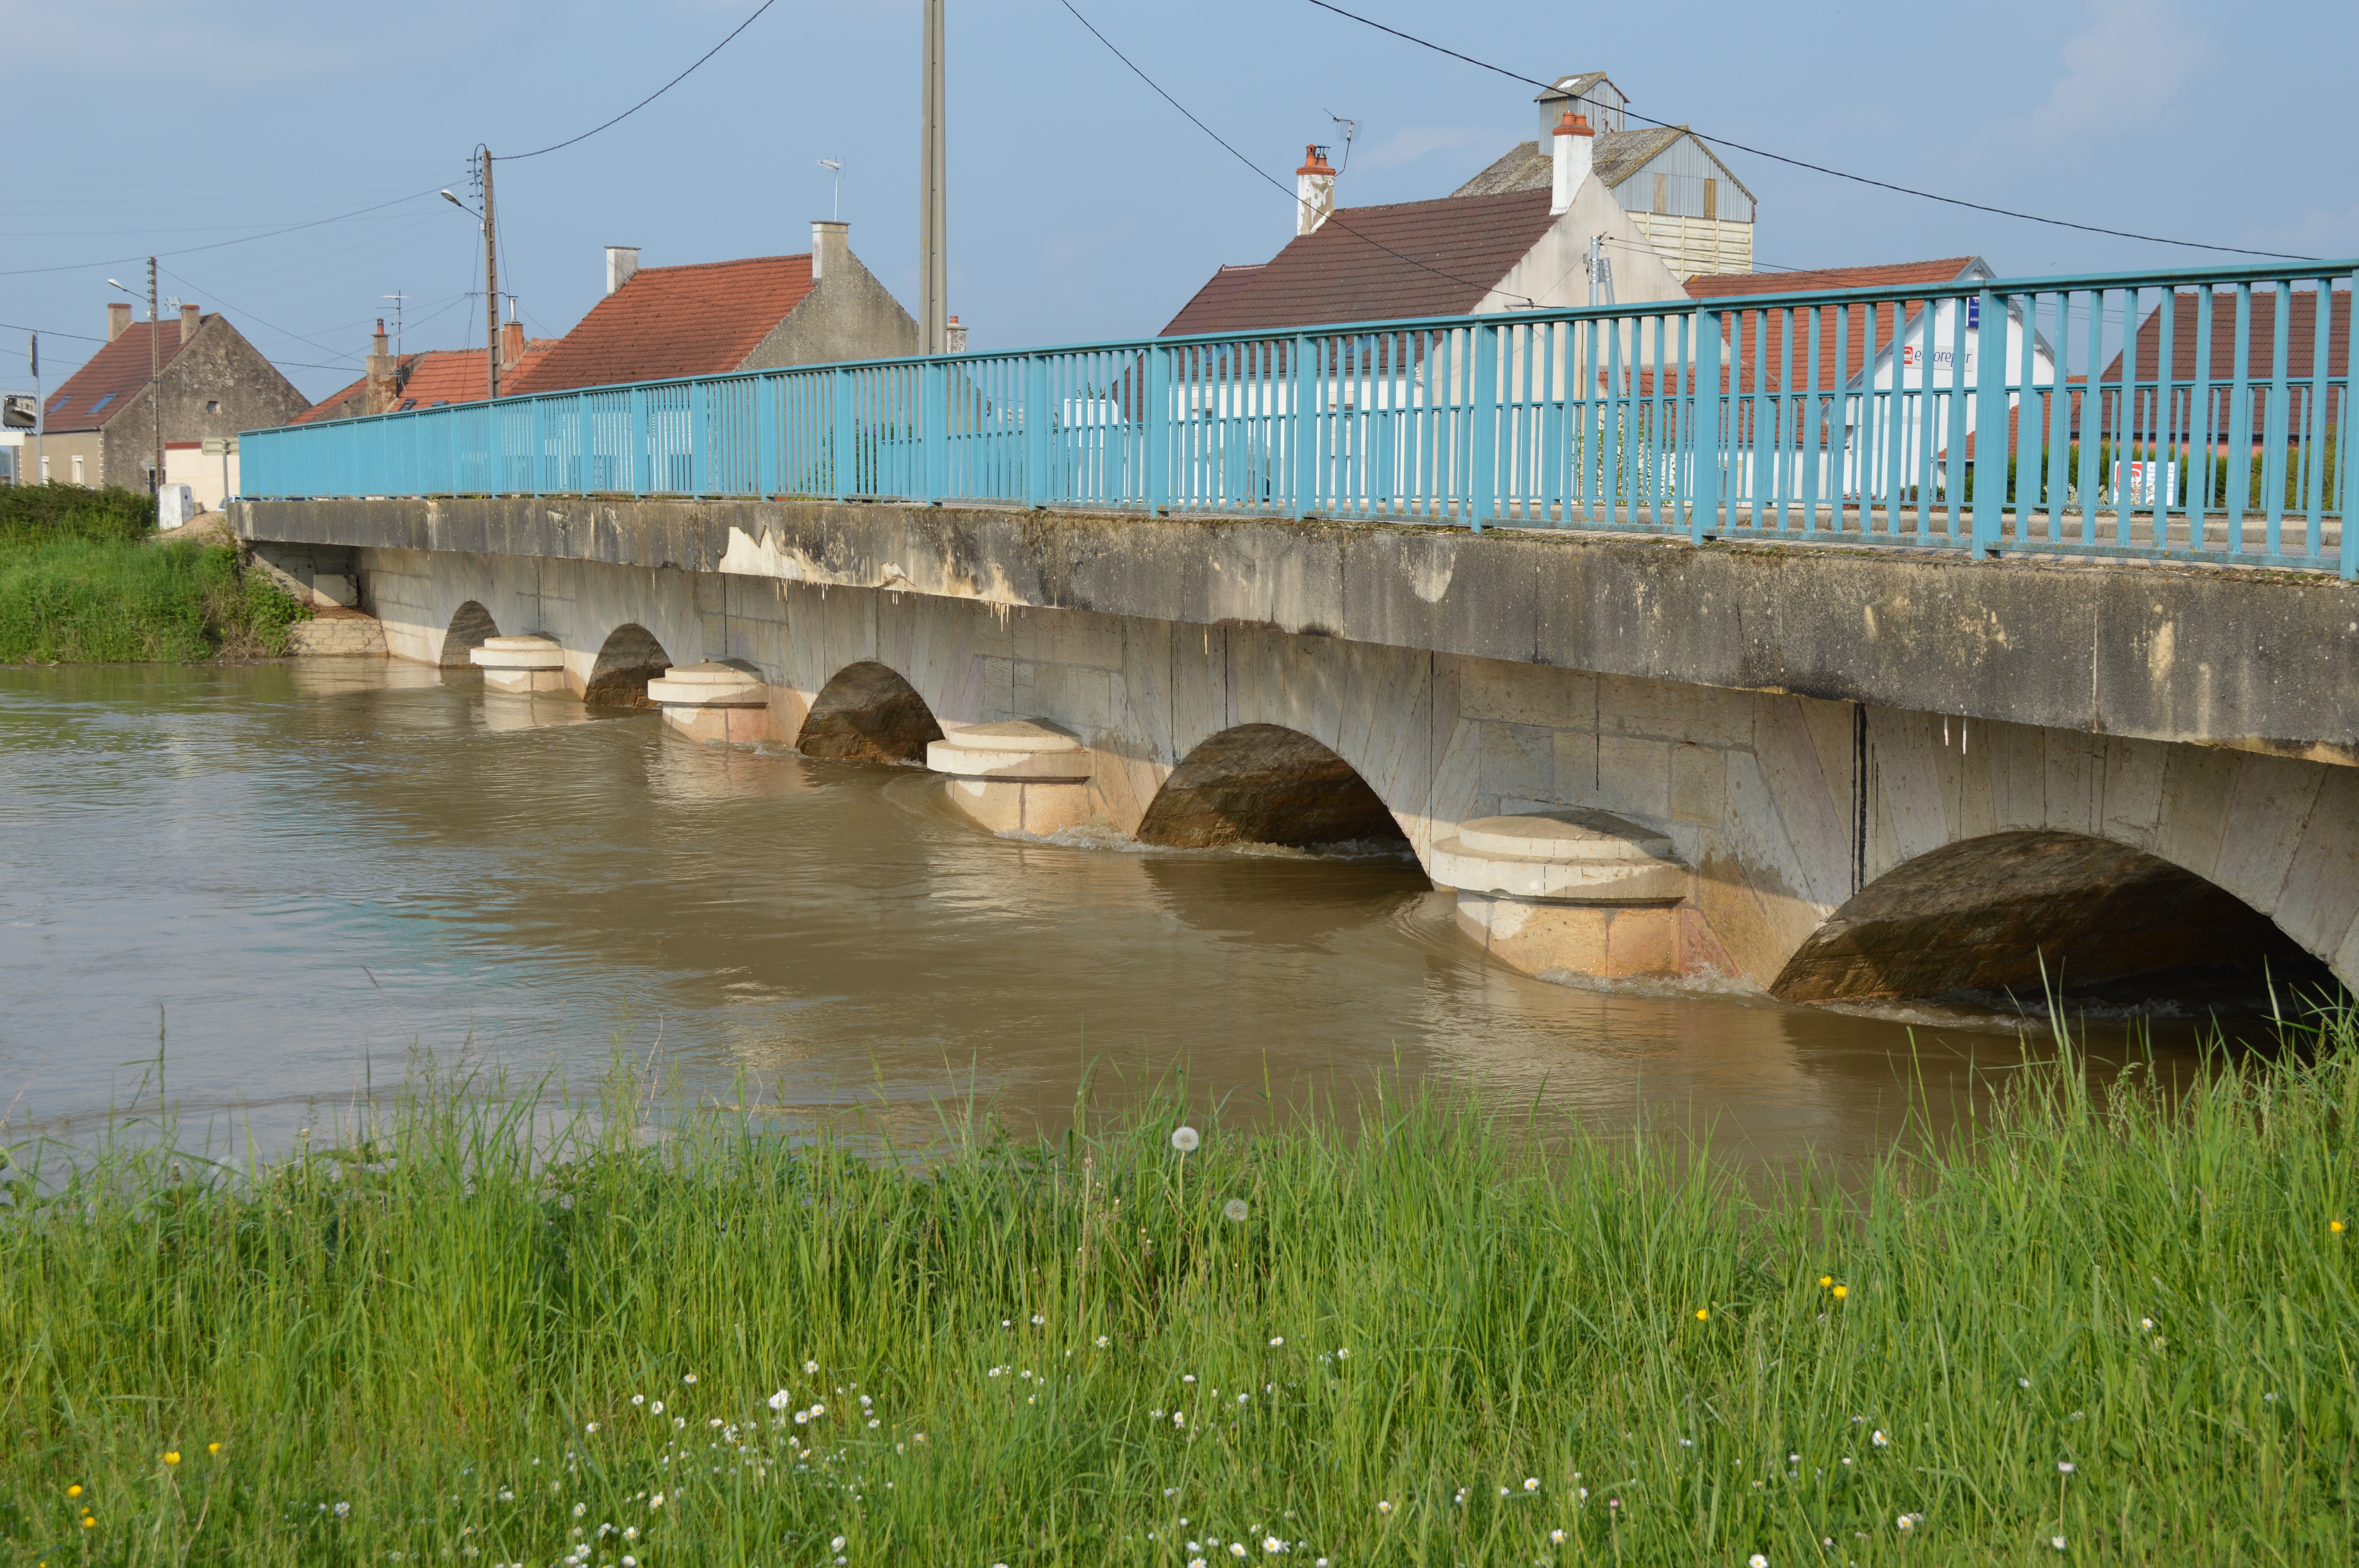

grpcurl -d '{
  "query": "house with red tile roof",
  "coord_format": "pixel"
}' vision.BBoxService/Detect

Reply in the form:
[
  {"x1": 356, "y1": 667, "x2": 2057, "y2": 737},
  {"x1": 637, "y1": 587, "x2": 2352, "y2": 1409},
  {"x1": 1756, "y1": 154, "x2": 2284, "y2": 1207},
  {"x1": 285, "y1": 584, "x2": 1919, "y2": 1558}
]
[
  {"x1": 36, "y1": 299, "x2": 306, "y2": 492},
  {"x1": 1161, "y1": 105, "x2": 1688, "y2": 339},
  {"x1": 295, "y1": 322, "x2": 559, "y2": 425},
  {"x1": 508, "y1": 223, "x2": 917, "y2": 395},
  {"x1": 2099, "y1": 287, "x2": 2349, "y2": 446}
]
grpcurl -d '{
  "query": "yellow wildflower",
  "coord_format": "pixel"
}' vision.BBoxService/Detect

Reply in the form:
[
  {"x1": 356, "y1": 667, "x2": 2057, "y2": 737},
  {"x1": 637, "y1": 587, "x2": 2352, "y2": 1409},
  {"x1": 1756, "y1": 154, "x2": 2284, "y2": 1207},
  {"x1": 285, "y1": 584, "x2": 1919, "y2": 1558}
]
[{"x1": 1832, "y1": 1285, "x2": 1848, "y2": 1300}]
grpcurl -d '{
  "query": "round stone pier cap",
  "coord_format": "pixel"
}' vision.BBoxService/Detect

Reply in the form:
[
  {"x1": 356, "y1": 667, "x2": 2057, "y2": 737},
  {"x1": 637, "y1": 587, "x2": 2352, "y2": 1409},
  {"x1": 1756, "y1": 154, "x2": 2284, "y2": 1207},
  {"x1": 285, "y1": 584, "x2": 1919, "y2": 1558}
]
[
  {"x1": 940, "y1": 718, "x2": 1085, "y2": 753},
  {"x1": 1456, "y1": 809, "x2": 1675, "y2": 862},
  {"x1": 655, "y1": 662, "x2": 762, "y2": 688}
]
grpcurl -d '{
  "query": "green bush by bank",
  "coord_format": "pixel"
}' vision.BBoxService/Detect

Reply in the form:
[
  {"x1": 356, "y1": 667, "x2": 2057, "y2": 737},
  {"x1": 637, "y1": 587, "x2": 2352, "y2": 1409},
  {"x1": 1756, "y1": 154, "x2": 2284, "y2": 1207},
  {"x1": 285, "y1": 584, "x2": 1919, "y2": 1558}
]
[
  {"x1": 1, "y1": 1019, "x2": 2352, "y2": 1566},
  {"x1": 0, "y1": 483, "x2": 308, "y2": 662}
]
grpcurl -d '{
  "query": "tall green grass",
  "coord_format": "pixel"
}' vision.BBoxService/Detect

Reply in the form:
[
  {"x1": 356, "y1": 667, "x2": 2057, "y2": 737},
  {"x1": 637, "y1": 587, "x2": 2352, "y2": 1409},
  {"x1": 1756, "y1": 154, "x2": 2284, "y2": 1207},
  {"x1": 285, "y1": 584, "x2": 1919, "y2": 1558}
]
[
  {"x1": 0, "y1": 483, "x2": 307, "y2": 662},
  {"x1": 2, "y1": 1018, "x2": 2352, "y2": 1566}
]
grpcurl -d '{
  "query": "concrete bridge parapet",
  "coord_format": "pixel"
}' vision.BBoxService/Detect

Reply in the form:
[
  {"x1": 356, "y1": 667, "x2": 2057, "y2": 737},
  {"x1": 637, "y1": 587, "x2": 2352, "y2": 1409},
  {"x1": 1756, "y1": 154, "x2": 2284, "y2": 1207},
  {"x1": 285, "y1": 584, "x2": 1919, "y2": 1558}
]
[{"x1": 234, "y1": 495, "x2": 2359, "y2": 1003}]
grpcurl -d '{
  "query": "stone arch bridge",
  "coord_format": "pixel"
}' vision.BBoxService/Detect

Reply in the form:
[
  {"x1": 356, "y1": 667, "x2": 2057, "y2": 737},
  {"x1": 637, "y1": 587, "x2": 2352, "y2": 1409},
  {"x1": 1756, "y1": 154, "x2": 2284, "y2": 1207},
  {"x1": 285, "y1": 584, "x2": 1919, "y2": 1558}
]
[{"x1": 239, "y1": 497, "x2": 2359, "y2": 1003}]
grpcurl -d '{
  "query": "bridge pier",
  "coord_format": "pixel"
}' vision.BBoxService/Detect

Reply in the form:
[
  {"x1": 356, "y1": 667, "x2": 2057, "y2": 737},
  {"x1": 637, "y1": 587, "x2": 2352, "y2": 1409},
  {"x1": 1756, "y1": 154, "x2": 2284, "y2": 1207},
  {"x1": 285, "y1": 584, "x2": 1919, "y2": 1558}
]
[
  {"x1": 649, "y1": 662, "x2": 773, "y2": 744},
  {"x1": 468, "y1": 635, "x2": 567, "y2": 694},
  {"x1": 1434, "y1": 811, "x2": 1693, "y2": 980},
  {"x1": 926, "y1": 720, "x2": 1096, "y2": 835}
]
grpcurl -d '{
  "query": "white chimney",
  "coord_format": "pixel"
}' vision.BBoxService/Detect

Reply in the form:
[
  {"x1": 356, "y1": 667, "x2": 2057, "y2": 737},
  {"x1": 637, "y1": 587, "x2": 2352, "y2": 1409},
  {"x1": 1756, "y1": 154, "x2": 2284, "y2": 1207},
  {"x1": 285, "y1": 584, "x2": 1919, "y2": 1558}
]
[
  {"x1": 1295, "y1": 144, "x2": 1336, "y2": 237},
  {"x1": 604, "y1": 245, "x2": 641, "y2": 296},
  {"x1": 811, "y1": 220, "x2": 849, "y2": 281},
  {"x1": 946, "y1": 314, "x2": 967, "y2": 354},
  {"x1": 1550, "y1": 111, "x2": 1594, "y2": 216}
]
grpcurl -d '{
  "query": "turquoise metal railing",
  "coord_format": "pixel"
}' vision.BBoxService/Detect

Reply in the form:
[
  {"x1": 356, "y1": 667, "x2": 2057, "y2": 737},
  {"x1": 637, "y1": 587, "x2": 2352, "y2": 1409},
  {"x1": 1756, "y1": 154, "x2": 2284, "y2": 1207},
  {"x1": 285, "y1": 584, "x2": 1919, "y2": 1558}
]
[{"x1": 242, "y1": 259, "x2": 2358, "y2": 576}]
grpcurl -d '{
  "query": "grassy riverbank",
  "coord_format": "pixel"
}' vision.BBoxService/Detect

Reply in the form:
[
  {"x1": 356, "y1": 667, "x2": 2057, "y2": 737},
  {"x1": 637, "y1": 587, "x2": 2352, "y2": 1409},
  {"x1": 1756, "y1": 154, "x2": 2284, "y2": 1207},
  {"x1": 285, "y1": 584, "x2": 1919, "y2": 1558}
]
[
  {"x1": 3, "y1": 1022, "x2": 2352, "y2": 1567},
  {"x1": 0, "y1": 485, "x2": 307, "y2": 662}
]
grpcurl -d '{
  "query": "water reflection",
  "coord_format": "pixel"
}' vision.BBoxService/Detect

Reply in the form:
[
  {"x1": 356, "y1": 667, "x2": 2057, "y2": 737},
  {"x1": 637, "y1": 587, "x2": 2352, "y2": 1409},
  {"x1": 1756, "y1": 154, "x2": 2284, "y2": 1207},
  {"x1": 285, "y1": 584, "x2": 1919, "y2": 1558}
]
[{"x1": 0, "y1": 661, "x2": 2279, "y2": 1164}]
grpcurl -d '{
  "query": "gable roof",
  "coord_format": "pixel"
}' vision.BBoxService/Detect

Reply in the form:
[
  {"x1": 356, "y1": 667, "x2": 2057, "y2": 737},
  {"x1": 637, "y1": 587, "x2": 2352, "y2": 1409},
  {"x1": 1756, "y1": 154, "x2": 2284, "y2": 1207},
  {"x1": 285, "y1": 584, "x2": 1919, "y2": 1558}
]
[
  {"x1": 2101, "y1": 287, "x2": 2351, "y2": 384},
  {"x1": 1160, "y1": 189, "x2": 1559, "y2": 337},
  {"x1": 1452, "y1": 129, "x2": 1756, "y2": 203},
  {"x1": 292, "y1": 340, "x2": 560, "y2": 425},
  {"x1": 42, "y1": 318, "x2": 204, "y2": 433},
  {"x1": 509, "y1": 254, "x2": 816, "y2": 394},
  {"x1": 1685, "y1": 258, "x2": 1991, "y2": 390}
]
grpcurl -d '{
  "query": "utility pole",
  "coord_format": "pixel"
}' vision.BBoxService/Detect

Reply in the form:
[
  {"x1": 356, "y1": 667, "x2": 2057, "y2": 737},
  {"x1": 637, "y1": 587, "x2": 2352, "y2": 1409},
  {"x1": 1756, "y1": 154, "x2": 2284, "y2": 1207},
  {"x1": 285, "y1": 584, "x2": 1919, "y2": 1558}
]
[
  {"x1": 148, "y1": 256, "x2": 162, "y2": 495},
  {"x1": 918, "y1": 0, "x2": 947, "y2": 354},
  {"x1": 481, "y1": 149, "x2": 501, "y2": 401},
  {"x1": 29, "y1": 333, "x2": 41, "y2": 489}
]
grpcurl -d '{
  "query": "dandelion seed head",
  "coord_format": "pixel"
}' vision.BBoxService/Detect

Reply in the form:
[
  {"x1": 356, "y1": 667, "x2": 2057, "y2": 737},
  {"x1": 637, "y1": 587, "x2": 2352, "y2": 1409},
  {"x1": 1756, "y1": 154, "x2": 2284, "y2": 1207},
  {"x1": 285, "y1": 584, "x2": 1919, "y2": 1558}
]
[
  {"x1": 1172, "y1": 1126, "x2": 1200, "y2": 1153},
  {"x1": 1224, "y1": 1199, "x2": 1250, "y2": 1223},
  {"x1": 2058, "y1": 1460, "x2": 2074, "y2": 1474}
]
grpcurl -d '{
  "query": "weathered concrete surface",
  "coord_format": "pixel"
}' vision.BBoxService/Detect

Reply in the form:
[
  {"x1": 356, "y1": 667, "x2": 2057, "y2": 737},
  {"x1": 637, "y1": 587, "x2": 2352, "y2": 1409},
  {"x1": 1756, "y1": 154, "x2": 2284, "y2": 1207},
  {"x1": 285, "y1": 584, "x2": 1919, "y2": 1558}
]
[
  {"x1": 234, "y1": 495, "x2": 2359, "y2": 768},
  {"x1": 228, "y1": 496, "x2": 2359, "y2": 997}
]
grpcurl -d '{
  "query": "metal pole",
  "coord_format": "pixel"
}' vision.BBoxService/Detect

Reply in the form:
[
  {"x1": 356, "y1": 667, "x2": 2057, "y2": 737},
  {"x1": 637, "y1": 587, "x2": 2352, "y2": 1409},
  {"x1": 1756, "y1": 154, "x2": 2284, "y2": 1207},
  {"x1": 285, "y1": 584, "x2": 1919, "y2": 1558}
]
[
  {"x1": 482, "y1": 149, "x2": 501, "y2": 401},
  {"x1": 919, "y1": 0, "x2": 947, "y2": 355},
  {"x1": 29, "y1": 335, "x2": 41, "y2": 490},
  {"x1": 148, "y1": 256, "x2": 162, "y2": 494}
]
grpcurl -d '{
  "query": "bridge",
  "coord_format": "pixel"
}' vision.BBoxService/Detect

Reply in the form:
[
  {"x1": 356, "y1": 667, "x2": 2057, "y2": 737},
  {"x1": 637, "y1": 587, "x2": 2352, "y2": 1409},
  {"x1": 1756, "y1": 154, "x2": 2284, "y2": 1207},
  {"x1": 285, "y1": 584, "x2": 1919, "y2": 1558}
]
[{"x1": 233, "y1": 260, "x2": 2359, "y2": 1001}]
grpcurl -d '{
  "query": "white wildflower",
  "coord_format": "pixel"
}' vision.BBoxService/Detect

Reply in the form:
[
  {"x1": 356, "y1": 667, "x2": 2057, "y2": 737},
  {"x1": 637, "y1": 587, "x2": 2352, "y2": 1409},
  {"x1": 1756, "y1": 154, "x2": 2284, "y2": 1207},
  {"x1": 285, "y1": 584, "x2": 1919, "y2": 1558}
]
[{"x1": 1172, "y1": 1126, "x2": 1200, "y2": 1152}]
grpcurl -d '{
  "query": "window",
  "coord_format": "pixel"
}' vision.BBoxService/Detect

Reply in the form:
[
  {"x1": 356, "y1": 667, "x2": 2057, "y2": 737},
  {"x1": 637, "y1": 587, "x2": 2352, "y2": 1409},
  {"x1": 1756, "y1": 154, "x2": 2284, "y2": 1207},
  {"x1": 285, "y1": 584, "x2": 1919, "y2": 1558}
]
[
  {"x1": 1653, "y1": 173, "x2": 1668, "y2": 215},
  {"x1": 39, "y1": 455, "x2": 50, "y2": 482},
  {"x1": 71, "y1": 456, "x2": 84, "y2": 483},
  {"x1": 47, "y1": 395, "x2": 68, "y2": 413},
  {"x1": 1703, "y1": 179, "x2": 1718, "y2": 221},
  {"x1": 205, "y1": 400, "x2": 221, "y2": 415},
  {"x1": 398, "y1": 398, "x2": 418, "y2": 411},
  {"x1": 88, "y1": 393, "x2": 115, "y2": 414}
]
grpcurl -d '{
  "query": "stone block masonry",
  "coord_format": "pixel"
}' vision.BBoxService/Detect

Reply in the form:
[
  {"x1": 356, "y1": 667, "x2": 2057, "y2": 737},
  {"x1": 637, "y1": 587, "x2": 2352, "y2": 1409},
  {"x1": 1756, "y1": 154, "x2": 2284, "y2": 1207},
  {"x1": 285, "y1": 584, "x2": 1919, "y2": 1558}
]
[{"x1": 235, "y1": 496, "x2": 2359, "y2": 1001}]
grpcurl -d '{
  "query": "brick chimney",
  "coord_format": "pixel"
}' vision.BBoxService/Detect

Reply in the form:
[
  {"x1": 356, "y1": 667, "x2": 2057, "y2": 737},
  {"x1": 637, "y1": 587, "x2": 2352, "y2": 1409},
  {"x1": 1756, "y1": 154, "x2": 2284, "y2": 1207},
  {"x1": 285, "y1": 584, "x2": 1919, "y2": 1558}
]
[
  {"x1": 811, "y1": 220, "x2": 849, "y2": 281},
  {"x1": 501, "y1": 319, "x2": 526, "y2": 372},
  {"x1": 605, "y1": 245, "x2": 640, "y2": 296},
  {"x1": 1551, "y1": 111, "x2": 1594, "y2": 216},
  {"x1": 180, "y1": 303, "x2": 201, "y2": 345},
  {"x1": 107, "y1": 301, "x2": 132, "y2": 342},
  {"x1": 1296, "y1": 144, "x2": 1336, "y2": 236},
  {"x1": 365, "y1": 319, "x2": 402, "y2": 416}
]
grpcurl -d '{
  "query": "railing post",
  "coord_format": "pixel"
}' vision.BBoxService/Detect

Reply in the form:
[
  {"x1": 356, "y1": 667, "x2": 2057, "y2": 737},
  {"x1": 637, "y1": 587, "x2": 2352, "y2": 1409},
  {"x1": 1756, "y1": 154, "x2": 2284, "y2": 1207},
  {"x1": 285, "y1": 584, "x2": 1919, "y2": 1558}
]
[
  {"x1": 689, "y1": 379, "x2": 708, "y2": 499},
  {"x1": 631, "y1": 387, "x2": 649, "y2": 495},
  {"x1": 1291, "y1": 333, "x2": 1315, "y2": 517},
  {"x1": 2343, "y1": 267, "x2": 2359, "y2": 580},
  {"x1": 578, "y1": 395, "x2": 592, "y2": 495},
  {"x1": 1025, "y1": 355, "x2": 1050, "y2": 508},
  {"x1": 831, "y1": 366, "x2": 854, "y2": 499},
  {"x1": 1972, "y1": 287, "x2": 2010, "y2": 556},
  {"x1": 923, "y1": 358, "x2": 948, "y2": 505},
  {"x1": 1469, "y1": 323, "x2": 1499, "y2": 531},
  {"x1": 1690, "y1": 309, "x2": 1723, "y2": 542},
  {"x1": 755, "y1": 374, "x2": 779, "y2": 497},
  {"x1": 1146, "y1": 343, "x2": 1170, "y2": 514}
]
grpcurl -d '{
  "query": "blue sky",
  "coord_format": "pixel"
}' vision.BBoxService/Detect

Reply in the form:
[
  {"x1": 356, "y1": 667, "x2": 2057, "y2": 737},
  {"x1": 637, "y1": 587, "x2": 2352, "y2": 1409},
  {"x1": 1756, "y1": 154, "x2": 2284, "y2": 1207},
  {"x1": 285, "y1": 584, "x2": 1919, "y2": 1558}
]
[{"x1": 5, "y1": 0, "x2": 2352, "y2": 403}]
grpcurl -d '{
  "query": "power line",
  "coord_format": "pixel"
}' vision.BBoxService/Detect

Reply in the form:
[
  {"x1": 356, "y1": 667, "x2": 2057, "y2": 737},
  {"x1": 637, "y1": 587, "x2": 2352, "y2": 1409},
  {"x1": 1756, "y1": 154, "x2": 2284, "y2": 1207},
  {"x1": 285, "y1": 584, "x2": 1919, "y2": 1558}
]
[
  {"x1": 1300, "y1": 0, "x2": 2322, "y2": 264},
  {"x1": 502, "y1": 0, "x2": 781, "y2": 161},
  {"x1": 1057, "y1": 0, "x2": 1533, "y2": 305},
  {"x1": 0, "y1": 321, "x2": 105, "y2": 344}
]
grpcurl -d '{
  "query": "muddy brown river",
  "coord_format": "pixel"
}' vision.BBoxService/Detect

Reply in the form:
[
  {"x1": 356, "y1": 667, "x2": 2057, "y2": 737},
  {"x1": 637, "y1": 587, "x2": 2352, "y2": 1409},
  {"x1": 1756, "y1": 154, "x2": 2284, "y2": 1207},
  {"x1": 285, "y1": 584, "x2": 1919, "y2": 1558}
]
[{"x1": 0, "y1": 661, "x2": 2294, "y2": 1162}]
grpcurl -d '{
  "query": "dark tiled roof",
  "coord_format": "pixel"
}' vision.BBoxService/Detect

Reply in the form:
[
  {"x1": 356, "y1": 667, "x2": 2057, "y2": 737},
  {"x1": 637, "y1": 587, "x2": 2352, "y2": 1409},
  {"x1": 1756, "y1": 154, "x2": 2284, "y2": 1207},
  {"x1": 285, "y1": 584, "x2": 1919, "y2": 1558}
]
[
  {"x1": 1685, "y1": 258, "x2": 1986, "y2": 390},
  {"x1": 2101, "y1": 288, "x2": 2351, "y2": 383},
  {"x1": 1159, "y1": 190, "x2": 1559, "y2": 336},
  {"x1": 1451, "y1": 128, "x2": 1751, "y2": 201},
  {"x1": 1161, "y1": 264, "x2": 1270, "y2": 338},
  {"x1": 509, "y1": 254, "x2": 815, "y2": 394},
  {"x1": 290, "y1": 340, "x2": 561, "y2": 425},
  {"x1": 42, "y1": 319, "x2": 203, "y2": 433}
]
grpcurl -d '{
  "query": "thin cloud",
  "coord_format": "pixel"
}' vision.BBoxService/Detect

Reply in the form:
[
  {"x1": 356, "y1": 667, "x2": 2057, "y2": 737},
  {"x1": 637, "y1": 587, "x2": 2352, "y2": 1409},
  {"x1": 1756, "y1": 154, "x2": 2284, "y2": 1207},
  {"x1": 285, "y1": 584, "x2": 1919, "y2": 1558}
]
[
  {"x1": 2021, "y1": 0, "x2": 2206, "y2": 141},
  {"x1": 1363, "y1": 125, "x2": 1486, "y2": 170}
]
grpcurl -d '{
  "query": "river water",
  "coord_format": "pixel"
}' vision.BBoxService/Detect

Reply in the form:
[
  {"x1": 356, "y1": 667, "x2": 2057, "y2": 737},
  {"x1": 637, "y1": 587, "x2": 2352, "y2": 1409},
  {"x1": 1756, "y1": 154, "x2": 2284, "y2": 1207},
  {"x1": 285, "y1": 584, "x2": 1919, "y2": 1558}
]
[{"x1": 0, "y1": 662, "x2": 2275, "y2": 1165}]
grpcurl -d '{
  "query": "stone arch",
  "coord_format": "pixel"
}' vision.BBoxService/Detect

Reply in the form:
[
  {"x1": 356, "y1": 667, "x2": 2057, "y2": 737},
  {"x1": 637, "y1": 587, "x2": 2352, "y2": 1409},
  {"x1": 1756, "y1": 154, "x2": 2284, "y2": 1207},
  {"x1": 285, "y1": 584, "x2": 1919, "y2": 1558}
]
[
  {"x1": 584, "y1": 624, "x2": 672, "y2": 707},
  {"x1": 439, "y1": 601, "x2": 498, "y2": 667},
  {"x1": 1770, "y1": 829, "x2": 2334, "y2": 1004},
  {"x1": 1137, "y1": 724, "x2": 1411, "y2": 850},
  {"x1": 795, "y1": 661, "x2": 944, "y2": 763}
]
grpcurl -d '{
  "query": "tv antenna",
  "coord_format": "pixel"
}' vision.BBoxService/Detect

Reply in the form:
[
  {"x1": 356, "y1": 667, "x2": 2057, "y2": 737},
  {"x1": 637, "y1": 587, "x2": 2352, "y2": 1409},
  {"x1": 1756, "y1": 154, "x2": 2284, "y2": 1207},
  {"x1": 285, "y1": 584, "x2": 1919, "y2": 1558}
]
[
  {"x1": 383, "y1": 292, "x2": 405, "y2": 356},
  {"x1": 818, "y1": 158, "x2": 843, "y2": 221},
  {"x1": 1325, "y1": 111, "x2": 1359, "y2": 175}
]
